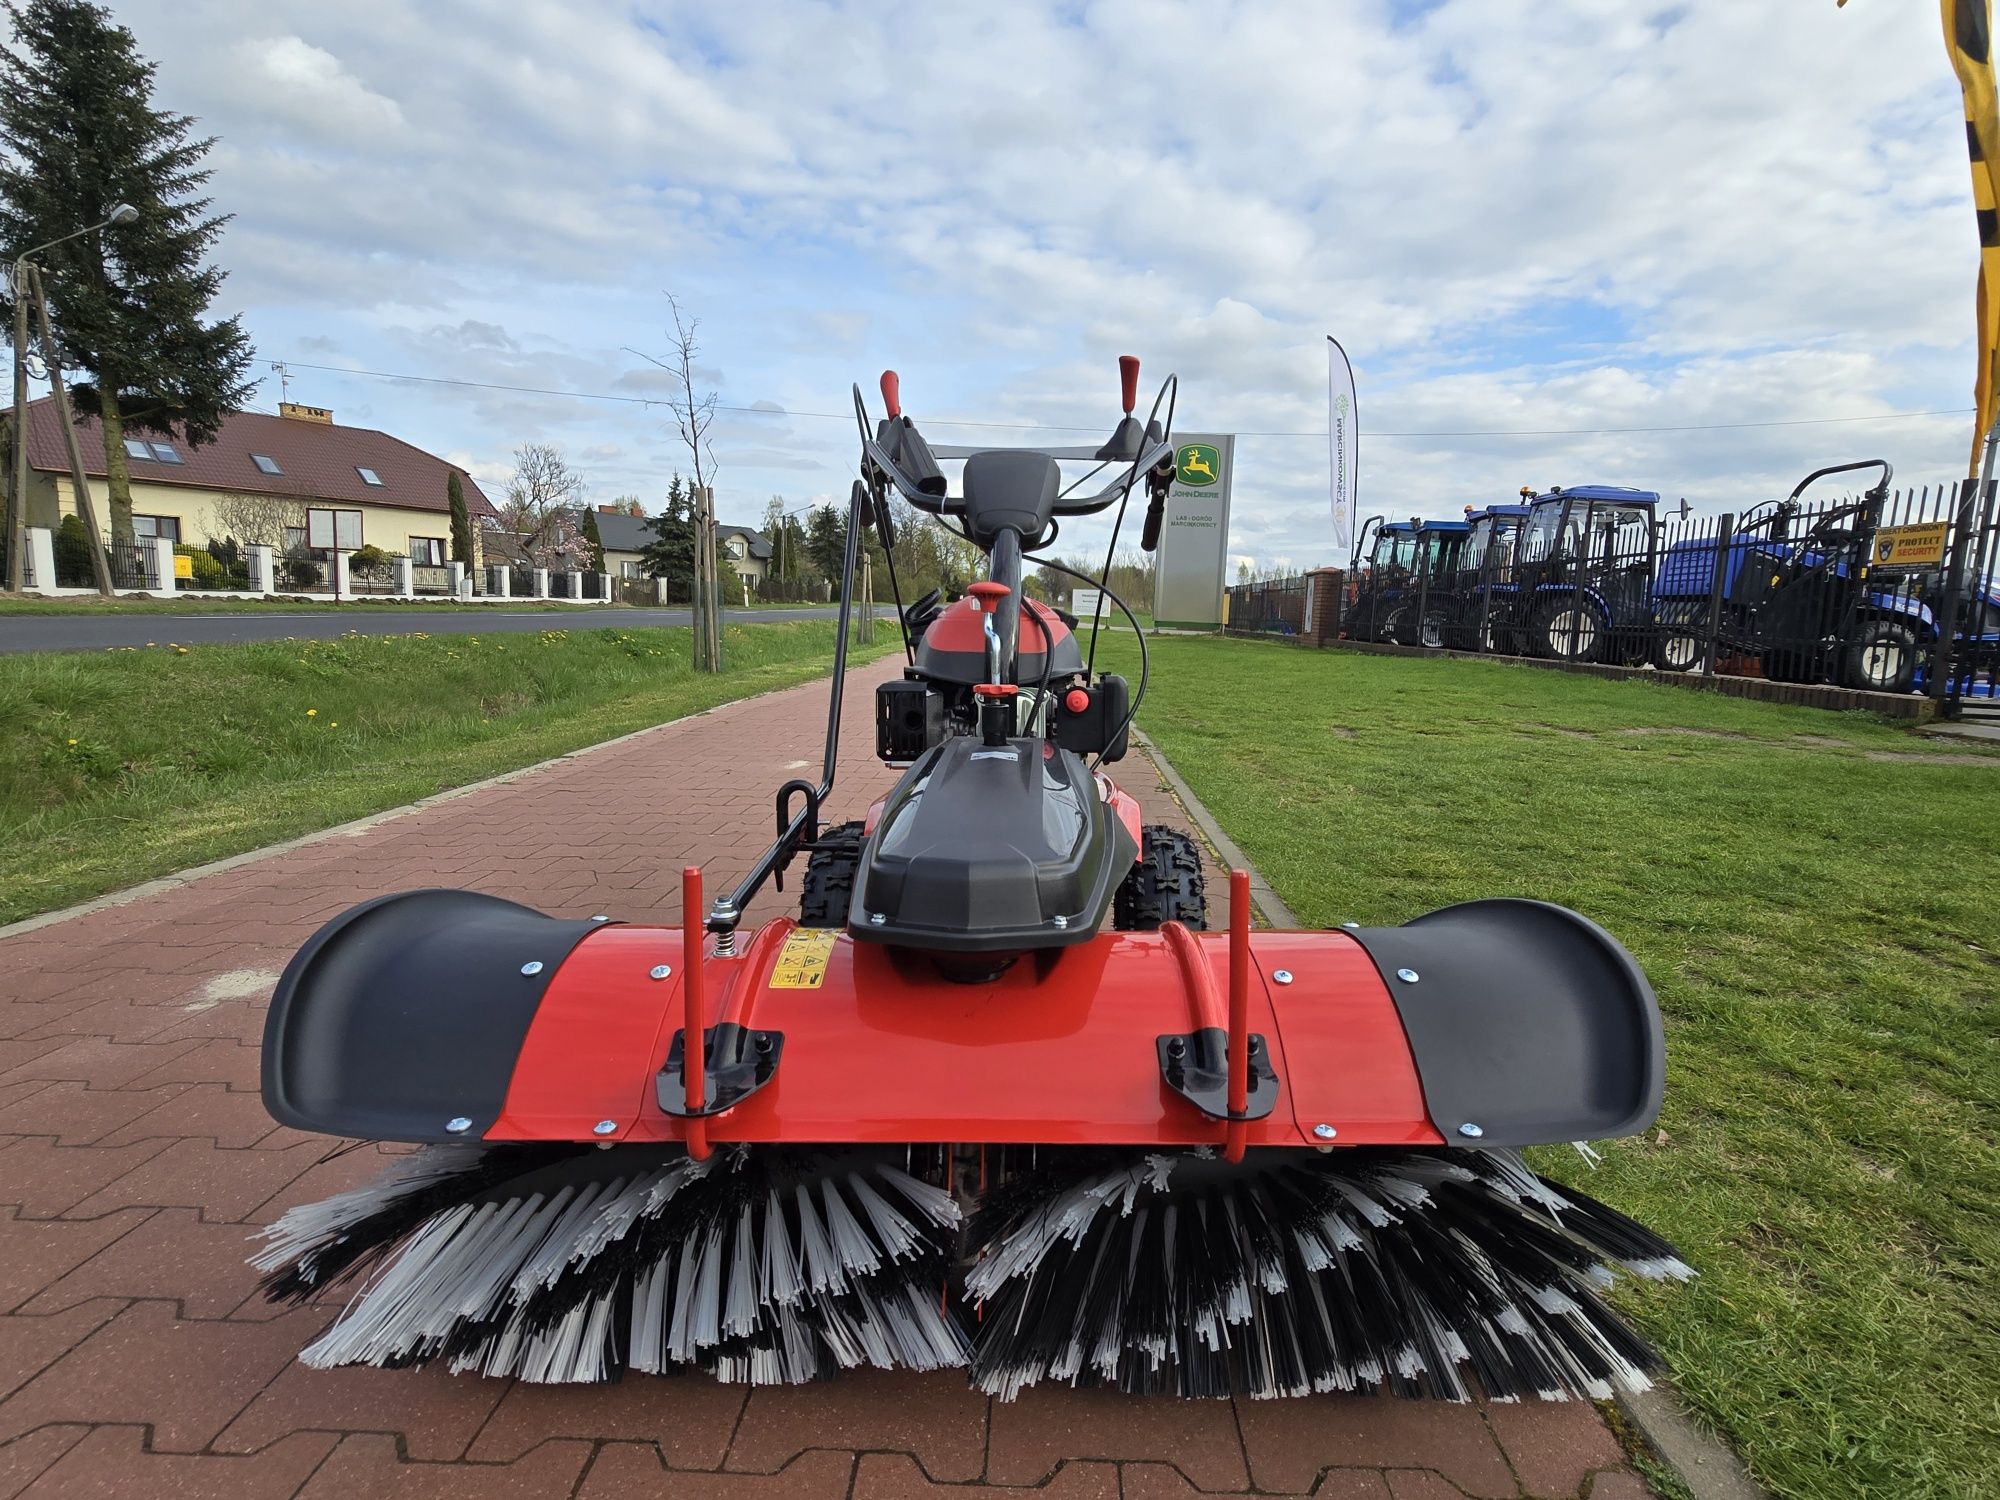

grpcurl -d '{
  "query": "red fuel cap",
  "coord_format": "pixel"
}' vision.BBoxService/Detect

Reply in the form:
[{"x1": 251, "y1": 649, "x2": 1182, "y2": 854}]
[{"x1": 1064, "y1": 688, "x2": 1092, "y2": 714}]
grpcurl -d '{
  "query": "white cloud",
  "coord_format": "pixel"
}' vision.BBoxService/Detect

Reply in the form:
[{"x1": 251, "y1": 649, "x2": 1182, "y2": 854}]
[{"x1": 108, "y1": 0, "x2": 1989, "y2": 572}]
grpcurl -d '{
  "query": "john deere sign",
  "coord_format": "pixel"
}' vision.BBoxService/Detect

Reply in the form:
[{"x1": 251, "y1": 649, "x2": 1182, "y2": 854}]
[{"x1": 1154, "y1": 432, "x2": 1235, "y2": 629}]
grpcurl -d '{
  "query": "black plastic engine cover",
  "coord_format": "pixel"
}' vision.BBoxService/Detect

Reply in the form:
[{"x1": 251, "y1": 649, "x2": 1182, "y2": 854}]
[{"x1": 851, "y1": 735, "x2": 1137, "y2": 953}]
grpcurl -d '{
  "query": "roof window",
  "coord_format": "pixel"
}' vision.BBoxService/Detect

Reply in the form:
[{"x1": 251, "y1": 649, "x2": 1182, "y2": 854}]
[
  {"x1": 356, "y1": 466, "x2": 384, "y2": 486},
  {"x1": 148, "y1": 442, "x2": 182, "y2": 464},
  {"x1": 251, "y1": 453, "x2": 282, "y2": 475},
  {"x1": 122, "y1": 438, "x2": 151, "y2": 460}
]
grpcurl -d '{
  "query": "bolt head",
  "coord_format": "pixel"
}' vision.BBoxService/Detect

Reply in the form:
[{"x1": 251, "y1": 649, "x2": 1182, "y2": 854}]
[
  {"x1": 445, "y1": 1116, "x2": 473, "y2": 1135},
  {"x1": 1272, "y1": 968, "x2": 1294, "y2": 985},
  {"x1": 1458, "y1": 1122, "x2": 1485, "y2": 1139},
  {"x1": 1395, "y1": 967, "x2": 1420, "y2": 983},
  {"x1": 592, "y1": 1120, "x2": 617, "y2": 1137},
  {"x1": 1340, "y1": 921, "x2": 1360, "y2": 931},
  {"x1": 649, "y1": 964, "x2": 673, "y2": 980},
  {"x1": 591, "y1": 914, "x2": 610, "y2": 923},
  {"x1": 1052, "y1": 914, "x2": 1068, "y2": 929},
  {"x1": 520, "y1": 960, "x2": 544, "y2": 977},
  {"x1": 868, "y1": 912, "x2": 886, "y2": 925},
  {"x1": 1313, "y1": 1123, "x2": 1337, "y2": 1140}
]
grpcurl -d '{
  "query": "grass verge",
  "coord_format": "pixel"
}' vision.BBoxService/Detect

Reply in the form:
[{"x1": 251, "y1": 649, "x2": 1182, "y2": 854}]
[
  {"x1": 0, "y1": 593, "x2": 596, "y2": 615},
  {"x1": 0, "y1": 620, "x2": 888, "y2": 924},
  {"x1": 1108, "y1": 635, "x2": 2000, "y2": 1500}
]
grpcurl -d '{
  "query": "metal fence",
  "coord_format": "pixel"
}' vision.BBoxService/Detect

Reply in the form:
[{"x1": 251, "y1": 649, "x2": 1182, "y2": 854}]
[
  {"x1": 54, "y1": 539, "x2": 158, "y2": 590},
  {"x1": 1332, "y1": 478, "x2": 2000, "y2": 709},
  {"x1": 1224, "y1": 577, "x2": 1310, "y2": 637},
  {"x1": 413, "y1": 564, "x2": 452, "y2": 596},
  {"x1": 549, "y1": 570, "x2": 577, "y2": 600}
]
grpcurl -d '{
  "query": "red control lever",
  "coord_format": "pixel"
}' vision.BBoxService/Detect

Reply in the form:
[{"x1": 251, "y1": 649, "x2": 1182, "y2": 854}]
[
  {"x1": 1118, "y1": 355, "x2": 1139, "y2": 415},
  {"x1": 880, "y1": 370, "x2": 901, "y2": 419},
  {"x1": 967, "y1": 581, "x2": 1010, "y2": 614}
]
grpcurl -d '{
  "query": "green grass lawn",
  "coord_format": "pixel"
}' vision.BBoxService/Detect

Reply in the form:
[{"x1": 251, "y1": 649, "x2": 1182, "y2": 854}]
[
  {"x1": 0, "y1": 621, "x2": 886, "y2": 924},
  {"x1": 1110, "y1": 636, "x2": 2000, "y2": 1500}
]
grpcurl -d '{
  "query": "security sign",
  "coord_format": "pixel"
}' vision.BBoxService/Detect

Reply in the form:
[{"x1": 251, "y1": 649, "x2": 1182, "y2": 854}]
[
  {"x1": 769, "y1": 927, "x2": 837, "y2": 989},
  {"x1": 1873, "y1": 522, "x2": 1949, "y2": 570}
]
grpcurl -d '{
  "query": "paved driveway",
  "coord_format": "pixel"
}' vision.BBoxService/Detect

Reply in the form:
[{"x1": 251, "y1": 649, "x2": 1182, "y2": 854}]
[{"x1": 0, "y1": 658, "x2": 1651, "y2": 1498}]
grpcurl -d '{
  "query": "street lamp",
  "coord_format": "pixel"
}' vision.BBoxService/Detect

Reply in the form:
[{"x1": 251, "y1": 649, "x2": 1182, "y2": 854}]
[{"x1": 7, "y1": 203, "x2": 138, "y2": 592}]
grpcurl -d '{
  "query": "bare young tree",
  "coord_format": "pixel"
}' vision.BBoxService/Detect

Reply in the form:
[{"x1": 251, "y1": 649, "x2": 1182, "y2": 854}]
[
  {"x1": 501, "y1": 442, "x2": 591, "y2": 571},
  {"x1": 211, "y1": 489, "x2": 307, "y2": 552},
  {"x1": 629, "y1": 294, "x2": 722, "y2": 670}
]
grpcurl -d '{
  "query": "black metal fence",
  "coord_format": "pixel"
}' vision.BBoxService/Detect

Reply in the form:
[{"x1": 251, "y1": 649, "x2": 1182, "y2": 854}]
[
  {"x1": 1224, "y1": 577, "x2": 1310, "y2": 637},
  {"x1": 1326, "y1": 478, "x2": 2000, "y2": 711},
  {"x1": 549, "y1": 570, "x2": 577, "y2": 600},
  {"x1": 54, "y1": 538, "x2": 157, "y2": 590}
]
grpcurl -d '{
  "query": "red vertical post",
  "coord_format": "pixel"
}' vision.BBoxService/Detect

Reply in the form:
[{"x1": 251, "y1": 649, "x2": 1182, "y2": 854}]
[
  {"x1": 1226, "y1": 868, "x2": 1251, "y2": 1161},
  {"x1": 681, "y1": 865, "x2": 710, "y2": 1159}
]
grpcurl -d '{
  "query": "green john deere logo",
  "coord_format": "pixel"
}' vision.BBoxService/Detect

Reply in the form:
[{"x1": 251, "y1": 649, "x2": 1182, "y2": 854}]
[{"x1": 1176, "y1": 442, "x2": 1220, "y2": 488}]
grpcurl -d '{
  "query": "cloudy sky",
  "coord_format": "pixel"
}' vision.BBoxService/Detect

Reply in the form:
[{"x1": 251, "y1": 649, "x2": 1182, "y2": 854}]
[{"x1": 105, "y1": 0, "x2": 1983, "y2": 572}]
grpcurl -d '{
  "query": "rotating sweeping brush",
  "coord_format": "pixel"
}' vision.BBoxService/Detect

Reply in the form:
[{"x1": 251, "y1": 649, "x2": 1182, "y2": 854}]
[
  {"x1": 961, "y1": 1147, "x2": 1691, "y2": 1402},
  {"x1": 253, "y1": 1143, "x2": 967, "y2": 1384}
]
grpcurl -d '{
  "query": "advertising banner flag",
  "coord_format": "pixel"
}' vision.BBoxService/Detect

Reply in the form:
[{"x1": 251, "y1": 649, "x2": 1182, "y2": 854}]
[
  {"x1": 1328, "y1": 337, "x2": 1358, "y2": 556},
  {"x1": 1942, "y1": 0, "x2": 2000, "y2": 466}
]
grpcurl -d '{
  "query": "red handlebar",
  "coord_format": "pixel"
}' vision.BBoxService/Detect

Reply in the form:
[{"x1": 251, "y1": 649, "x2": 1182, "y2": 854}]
[
  {"x1": 1118, "y1": 355, "x2": 1139, "y2": 415},
  {"x1": 880, "y1": 370, "x2": 901, "y2": 419}
]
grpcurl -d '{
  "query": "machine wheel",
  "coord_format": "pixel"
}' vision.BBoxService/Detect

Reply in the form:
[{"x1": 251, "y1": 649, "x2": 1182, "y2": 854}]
[
  {"x1": 1378, "y1": 604, "x2": 1410, "y2": 646},
  {"x1": 1114, "y1": 825, "x2": 1207, "y2": 931},
  {"x1": 1842, "y1": 620, "x2": 1918, "y2": 694},
  {"x1": 798, "y1": 820, "x2": 864, "y2": 927},
  {"x1": 1655, "y1": 604, "x2": 1704, "y2": 671},
  {"x1": 1537, "y1": 600, "x2": 1604, "y2": 663}
]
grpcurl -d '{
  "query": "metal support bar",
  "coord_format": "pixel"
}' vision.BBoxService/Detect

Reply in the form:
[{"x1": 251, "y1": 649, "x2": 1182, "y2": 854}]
[
  {"x1": 1702, "y1": 512, "x2": 1734, "y2": 675},
  {"x1": 1226, "y1": 869, "x2": 1250, "y2": 1163},
  {"x1": 681, "y1": 865, "x2": 709, "y2": 1159}
]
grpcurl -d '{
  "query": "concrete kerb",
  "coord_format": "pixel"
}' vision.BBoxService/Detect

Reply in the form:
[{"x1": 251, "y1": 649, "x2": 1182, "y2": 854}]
[{"x1": 1134, "y1": 729, "x2": 1769, "y2": 1500}]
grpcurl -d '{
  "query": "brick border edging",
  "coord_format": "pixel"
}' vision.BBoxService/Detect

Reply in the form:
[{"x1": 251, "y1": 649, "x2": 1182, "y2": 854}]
[
  {"x1": 1320, "y1": 638, "x2": 1939, "y2": 721},
  {"x1": 1133, "y1": 726, "x2": 1771, "y2": 1500}
]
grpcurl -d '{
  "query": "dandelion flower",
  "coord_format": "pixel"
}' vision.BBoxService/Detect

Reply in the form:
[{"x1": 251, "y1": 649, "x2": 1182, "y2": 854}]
[
  {"x1": 307, "y1": 708, "x2": 318, "y2": 717},
  {"x1": 67, "y1": 738, "x2": 77, "y2": 746}
]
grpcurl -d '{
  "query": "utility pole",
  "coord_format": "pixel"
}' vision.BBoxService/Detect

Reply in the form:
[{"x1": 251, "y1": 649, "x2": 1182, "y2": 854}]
[
  {"x1": 28, "y1": 267, "x2": 111, "y2": 595},
  {"x1": 7, "y1": 270, "x2": 28, "y2": 592},
  {"x1": 5, "y1": 203, "x2": 137, "y2": 592}
]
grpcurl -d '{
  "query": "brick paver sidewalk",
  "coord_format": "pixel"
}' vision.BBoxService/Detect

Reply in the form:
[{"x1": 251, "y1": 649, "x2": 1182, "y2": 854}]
[{"x1": 0, "y1": 658, "x2": 1654, "y2": 1498}]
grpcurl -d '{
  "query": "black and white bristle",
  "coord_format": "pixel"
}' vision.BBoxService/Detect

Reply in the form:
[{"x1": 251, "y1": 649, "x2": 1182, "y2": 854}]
[
  {"x1": 253, "y1": 1143, "x2": 1688, "y2": 1400},
  {"x1": 962, "y1": 1147, "x2": 1693, "y2": 1402},
  {"x1": 251, "y1": 1143, "x2": 968, "y2": 1384}
]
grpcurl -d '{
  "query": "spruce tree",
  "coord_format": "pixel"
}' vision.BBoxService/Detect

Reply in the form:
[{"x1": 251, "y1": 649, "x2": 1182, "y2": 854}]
[
  {"x1": 0, "y1": 0, "x2": 253, "y2": 540},
  {"x1": 446, "y1": 470, "x2": 475, "y2": 570}
]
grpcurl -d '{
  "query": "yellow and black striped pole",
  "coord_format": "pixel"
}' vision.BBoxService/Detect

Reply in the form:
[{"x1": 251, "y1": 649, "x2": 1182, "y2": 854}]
[{"x1": 1942, "y1": 0, "x2": 2000, "y2": 469}]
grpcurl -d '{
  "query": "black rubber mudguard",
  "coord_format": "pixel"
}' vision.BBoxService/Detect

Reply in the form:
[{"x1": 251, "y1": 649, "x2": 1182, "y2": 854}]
[
  {"x1": 1347, "y1": 899, "x2": 1664, "y2": 1147},
  {"x1": 261, "y1": 889, "x2": 600, "y2": 1143}
]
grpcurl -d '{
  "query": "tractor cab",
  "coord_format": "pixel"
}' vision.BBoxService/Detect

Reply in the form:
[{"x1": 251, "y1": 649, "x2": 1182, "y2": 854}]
[
  {"x1": 1446, "y1": 502, "x2": 1532, "y2": 651},
  {"x1": 1516, "y1": 486, "x2": 1662, "y2": 663},
  {"x1": 1345, "y1": 518, "x2": 1469, "y2": 645}
]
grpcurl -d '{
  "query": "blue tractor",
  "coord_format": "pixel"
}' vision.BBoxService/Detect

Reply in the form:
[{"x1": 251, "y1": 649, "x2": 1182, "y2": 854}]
[
  {"x1": 1443, "y1": 499, "x2": 1533, "y2": 652},
  {"x1": 1345, "y1": 515, "x2": 1471, "y2": 646},
  {"x1": 1652, "y1": 460, "x2": 1995, "y2": 694},
  {"x1": 1513, "y1": 485, "x2": 1664, "y2": 664}
]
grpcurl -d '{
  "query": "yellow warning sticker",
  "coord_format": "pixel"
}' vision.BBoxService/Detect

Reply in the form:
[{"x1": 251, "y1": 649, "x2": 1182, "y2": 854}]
[{"x1": 770, "y1": 927, "x2": 838, "y2": 989}]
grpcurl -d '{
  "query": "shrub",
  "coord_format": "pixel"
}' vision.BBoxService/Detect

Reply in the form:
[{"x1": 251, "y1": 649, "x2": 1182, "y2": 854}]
[
  {"x1": 349, "y1": 544, "x2": 392, "y2": 575},
  {"x1": 282, "y1": 553, "x2": 323, "y2": 588},
  {"x1": 174, "y1": 544, "x2": 225, "y2": 589},
  {"x1": 53, "y1": 515, "x2": 94, "y2": 586}
]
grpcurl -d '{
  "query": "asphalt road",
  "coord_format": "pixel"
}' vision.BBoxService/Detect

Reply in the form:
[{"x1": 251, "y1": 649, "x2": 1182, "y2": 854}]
[{"x1": 0, "y1": 605, "x2": 871, "y2": 654}]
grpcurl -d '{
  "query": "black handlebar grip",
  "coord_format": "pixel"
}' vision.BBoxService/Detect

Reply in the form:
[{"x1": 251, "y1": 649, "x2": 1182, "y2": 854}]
[{"x1": 1141, "y1": 493, "x2": 1165, "y2": 552}]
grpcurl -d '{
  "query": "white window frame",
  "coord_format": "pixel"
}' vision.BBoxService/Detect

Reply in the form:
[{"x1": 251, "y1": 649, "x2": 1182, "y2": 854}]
[
  {"x1": 356, "y1": 466, "x2": 385, "y2": 487},
  {"x1": 132, "y1": 513, "x2": 181, "y2": 543}
]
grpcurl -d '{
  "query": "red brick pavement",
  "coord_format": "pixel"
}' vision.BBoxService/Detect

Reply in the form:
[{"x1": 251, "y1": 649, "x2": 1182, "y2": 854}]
[{"x1": 0, "y1": 657, "x2": 1656, "y2": 1498}]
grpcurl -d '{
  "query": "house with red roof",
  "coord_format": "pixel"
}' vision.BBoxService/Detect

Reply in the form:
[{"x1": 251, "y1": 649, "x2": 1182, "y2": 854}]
[{"x1": 20, "y1": 399, "x2": 499, "y2": 572}]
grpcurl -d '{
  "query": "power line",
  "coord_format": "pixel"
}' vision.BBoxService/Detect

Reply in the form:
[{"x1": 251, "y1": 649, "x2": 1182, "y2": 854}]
[{"x1": 270, "y1": 359, "x2": 1975, "y2": 440}]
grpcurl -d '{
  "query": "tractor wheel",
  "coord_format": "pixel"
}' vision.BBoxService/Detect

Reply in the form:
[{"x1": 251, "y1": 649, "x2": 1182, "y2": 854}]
[
  {"x1": 1537, "y1": 600, "x2": 1604, "y2": 663},
  {"x1": 798, "y1": 820, "x2": 864, "y2": 927},
  {"x1": 1114, "y1": 825, "x2": 1208, "y2": 931},
  {"x1": 1842, "y1": 620, "x2": 1918, "y2": 694},
  {"x1": 1655, "y1": 605, "x2": 1704, "y2": 672},
  {"x1": 1379, "y1": 604, "x2": 1410, "y2": 646}
]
